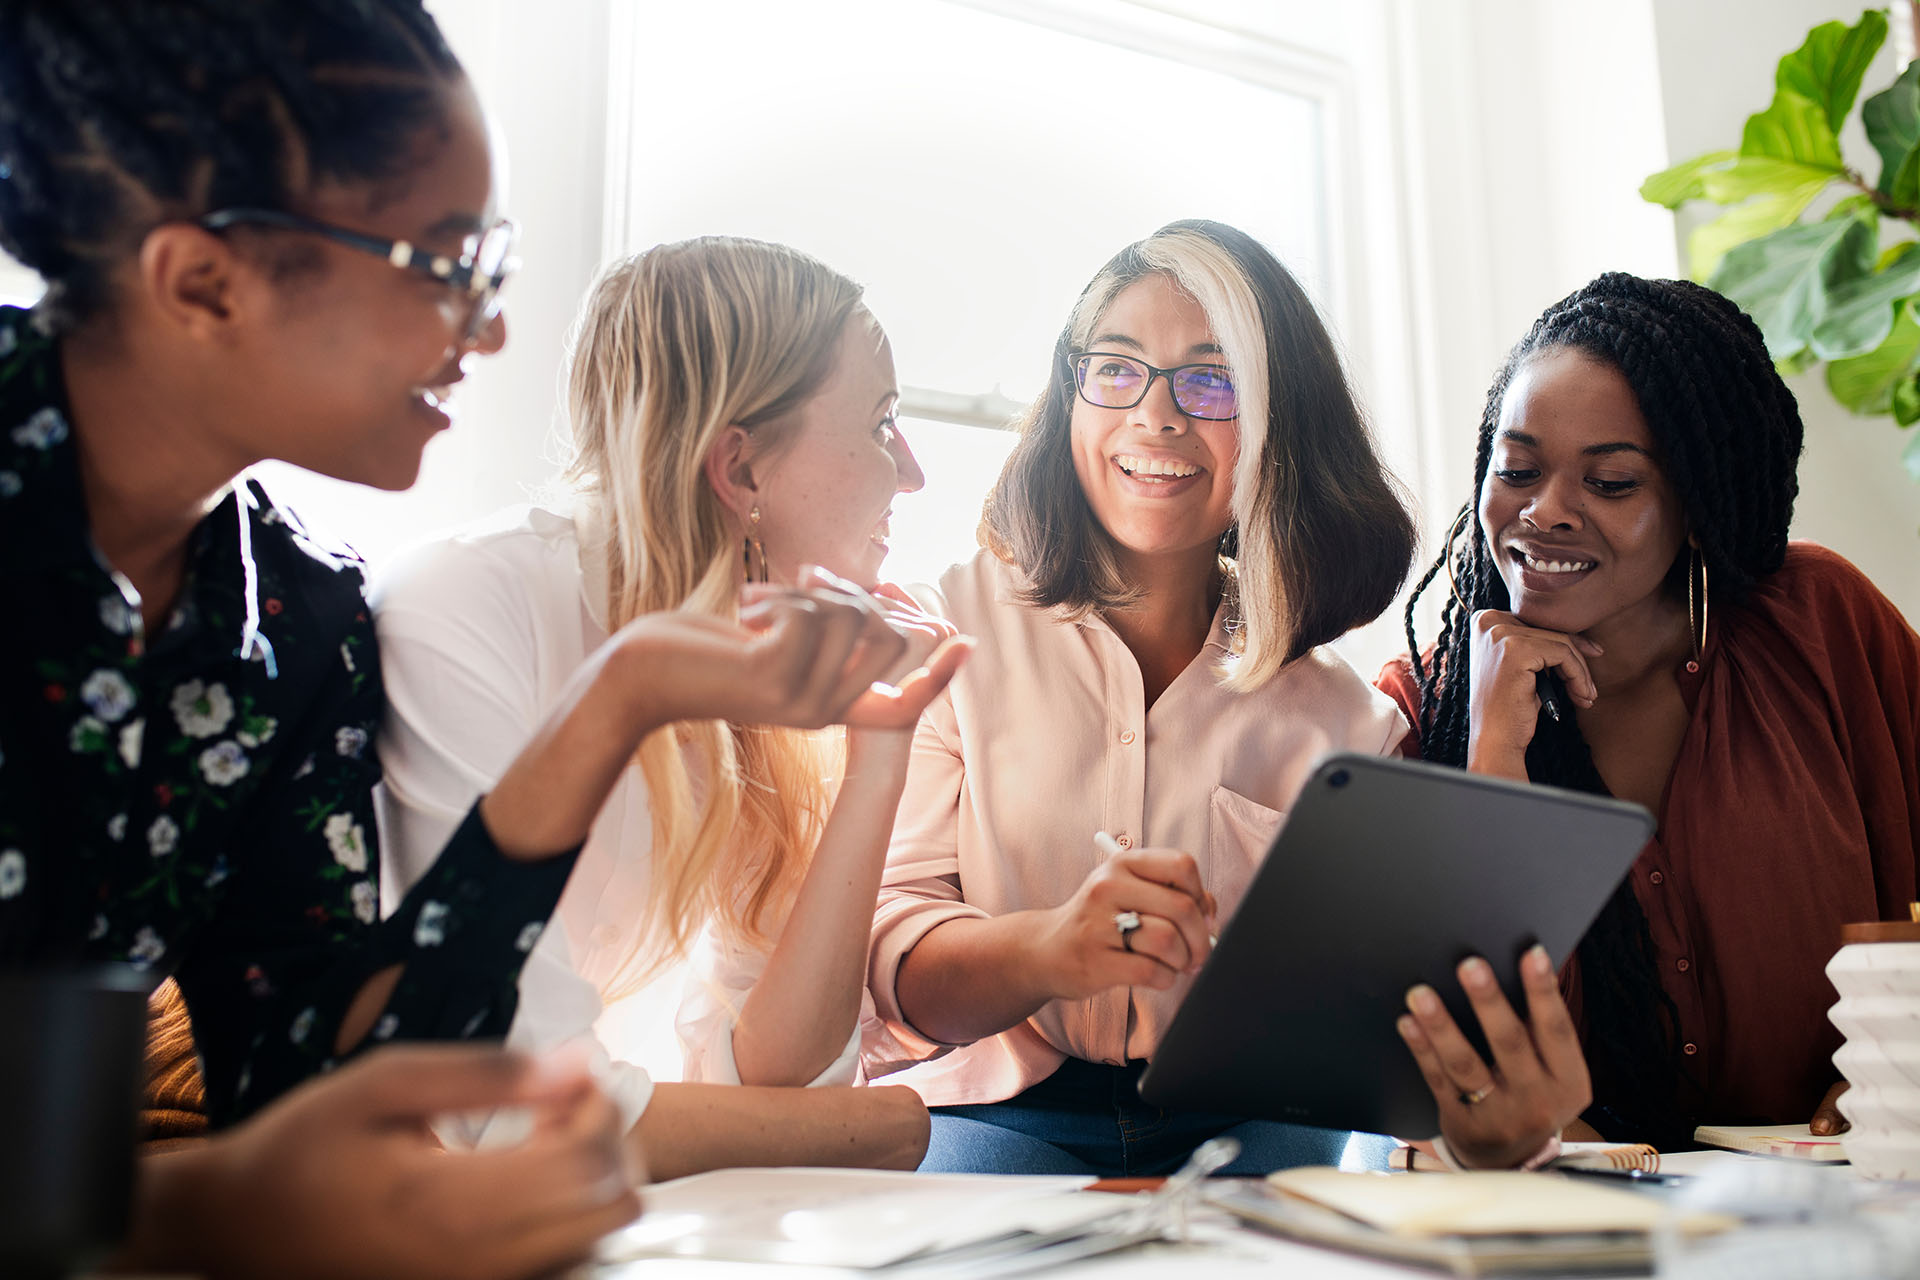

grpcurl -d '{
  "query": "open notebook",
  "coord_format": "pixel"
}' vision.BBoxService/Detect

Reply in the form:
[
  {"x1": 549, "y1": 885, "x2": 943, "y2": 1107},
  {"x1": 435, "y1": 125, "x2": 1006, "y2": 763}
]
[{"x1": 1212, "y1": 1167, "x2": 1736, "y2": 1277}]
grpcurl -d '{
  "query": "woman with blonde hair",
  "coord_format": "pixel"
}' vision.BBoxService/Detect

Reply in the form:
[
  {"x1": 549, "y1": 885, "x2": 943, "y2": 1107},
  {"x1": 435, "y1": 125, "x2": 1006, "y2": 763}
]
[{"x1": 377, "y1": 235, "x2": 968, "y2": 1177}]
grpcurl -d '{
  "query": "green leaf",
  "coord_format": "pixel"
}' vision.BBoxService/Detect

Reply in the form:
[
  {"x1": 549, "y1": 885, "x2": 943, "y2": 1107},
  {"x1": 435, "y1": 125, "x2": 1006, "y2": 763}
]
[
  {"x1": 1874, "y1": 240, "x2": 1917, "y2": 271},
  {"x1": 1895, "y1": 372, "x2": 1920, "y2": 424},
  {"x1": 1776, "y1": 347, "x2": 1821, "y2": 376},
  {"x1": 1641, "y1": 149, "x2": 1739, "y2": 207},
  {"x1": 1828, "y1": 303, "x2": 1920, "y2": 412},
  {"x1": 1776, "y1": 12, "x2": 1888, "y2": 132},
  {"x1": 1904, "y1": 423, "x2": 1920, "y2": 479},
  {"x1": 1700, "y1": 155, "x2": 1844, "y2": 203},
  {"x1": 1686, "y1": 184, "x2": 1829, "y2": 280},
  {"x1": 1741, "y1": 87, "x2": 1844, "y2": 169},
  {"x1": 1708, "y1": 213, "x2": 1877, "y2": 356},
  {"x1": 1810, "y1": 246, "x2": 1920, "y2": 360},
  {"x1": 1864, "y1": 60, "x2": 1920, "y2": 198}
]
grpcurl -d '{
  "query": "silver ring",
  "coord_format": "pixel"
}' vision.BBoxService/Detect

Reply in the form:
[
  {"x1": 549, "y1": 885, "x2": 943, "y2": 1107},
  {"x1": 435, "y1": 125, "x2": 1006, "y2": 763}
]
[{"x1": 1114, "y1": 910, "x2": 1142, "y2": 952}]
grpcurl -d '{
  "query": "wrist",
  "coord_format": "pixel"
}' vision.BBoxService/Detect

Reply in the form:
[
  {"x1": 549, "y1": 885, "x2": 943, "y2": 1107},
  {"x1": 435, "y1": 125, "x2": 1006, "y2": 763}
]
[
  {"x1": 844, "y1": 727, "x2": 913, "y2": 776},
  {"x1": 606, "y1": 622, "x2": 677, "y2": 736},
  {"x1": 1433, "y1": 1133, "x2": 1562, "y2": 1172},
  {"x1": 1466, "y1": 735, "x2": 1529, "y2": 780}
]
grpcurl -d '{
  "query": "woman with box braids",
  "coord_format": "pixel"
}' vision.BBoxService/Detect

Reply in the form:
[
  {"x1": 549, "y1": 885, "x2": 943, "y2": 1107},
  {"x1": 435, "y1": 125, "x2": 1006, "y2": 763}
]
[{"x1": 1380, "y1": 272, "x2": 1919, "y2": 1158}]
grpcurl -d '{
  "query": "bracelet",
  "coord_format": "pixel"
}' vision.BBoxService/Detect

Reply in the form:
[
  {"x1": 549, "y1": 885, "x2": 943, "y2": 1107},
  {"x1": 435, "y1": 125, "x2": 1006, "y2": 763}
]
[{"x1": 1430, "y1": 1134, "x2": 1563, "y2": 1172}]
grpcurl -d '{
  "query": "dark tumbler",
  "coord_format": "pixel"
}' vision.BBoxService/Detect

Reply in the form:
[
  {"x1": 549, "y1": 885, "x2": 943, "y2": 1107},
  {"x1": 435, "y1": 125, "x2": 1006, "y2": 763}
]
[{"x1": 0, "y1": 968, "x2": 150, "y2": 1280}]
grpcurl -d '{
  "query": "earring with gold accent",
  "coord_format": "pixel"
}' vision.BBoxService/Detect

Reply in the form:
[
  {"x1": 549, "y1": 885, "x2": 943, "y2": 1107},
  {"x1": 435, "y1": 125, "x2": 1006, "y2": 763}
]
[
  {"x1": 1685, "y1": 546, "x2": 1709, "y2": 673},
  {"x1": 743, "y1": 505, "x2": 769, "y2": 585}
]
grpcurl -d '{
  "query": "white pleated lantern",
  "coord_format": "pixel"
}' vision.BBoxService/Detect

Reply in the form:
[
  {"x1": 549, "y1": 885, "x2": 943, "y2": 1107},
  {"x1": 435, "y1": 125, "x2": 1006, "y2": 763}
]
[{"x1": 1826, "y1": 911, "x2": 1920, "y2": 1180}]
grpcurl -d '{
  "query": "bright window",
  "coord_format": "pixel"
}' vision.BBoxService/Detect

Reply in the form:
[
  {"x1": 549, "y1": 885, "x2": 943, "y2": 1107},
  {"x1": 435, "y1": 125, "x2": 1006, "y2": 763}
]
[{"x1": 609, "y1": 0, "x2": 1336, "y2": 586}]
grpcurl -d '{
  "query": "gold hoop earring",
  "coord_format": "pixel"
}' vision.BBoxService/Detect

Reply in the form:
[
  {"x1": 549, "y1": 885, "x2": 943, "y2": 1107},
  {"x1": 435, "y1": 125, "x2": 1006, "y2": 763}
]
[
  {"x1": 1442, "y1": 505, "x2": 1474, "y2": 612},
  {"x1": 743, "y1": 505, "x2": 769, "y2": 585},
  {"x1": 1686, "y1": 547, "x2": 1708, "y2": 673}
]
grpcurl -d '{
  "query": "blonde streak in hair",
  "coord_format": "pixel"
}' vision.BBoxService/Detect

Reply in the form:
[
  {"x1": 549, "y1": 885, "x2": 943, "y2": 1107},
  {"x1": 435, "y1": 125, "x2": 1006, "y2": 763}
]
[{"x1": 1136, "y1": 233, "x2": 1289, "y2": 688}]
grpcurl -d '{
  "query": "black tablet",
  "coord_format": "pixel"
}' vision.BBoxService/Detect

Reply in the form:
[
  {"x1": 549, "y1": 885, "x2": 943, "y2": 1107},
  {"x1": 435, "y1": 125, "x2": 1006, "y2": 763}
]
[{"x1": 1136, "y1": 752, "x2": 1653, "y2": 1139}]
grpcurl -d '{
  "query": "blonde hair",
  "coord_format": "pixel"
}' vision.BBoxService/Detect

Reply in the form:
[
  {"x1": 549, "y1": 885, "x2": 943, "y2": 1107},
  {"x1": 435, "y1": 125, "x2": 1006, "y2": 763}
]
[
  {"x1": 984, "y1": 220, "x2": 1413, "y2": 689},
  {"x1": 557, "y1": 236, "x2": 867, "y2": 994}
]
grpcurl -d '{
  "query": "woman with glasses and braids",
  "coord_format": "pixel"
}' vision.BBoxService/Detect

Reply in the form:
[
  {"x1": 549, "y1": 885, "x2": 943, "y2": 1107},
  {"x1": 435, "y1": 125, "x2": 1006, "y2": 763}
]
[
  {"x1": 1379, "y1": 272, "x2": 1920, "y2": 1161},
  {"x1": 375, "y1": 238, "x2": 969, "y2": 1180},
  {"x1": 865, "y1": 220, "x2": 1454, "y2": 1175},
  {"x1": 0, "y1": 2, "x2": 943, "y2": 1274}
]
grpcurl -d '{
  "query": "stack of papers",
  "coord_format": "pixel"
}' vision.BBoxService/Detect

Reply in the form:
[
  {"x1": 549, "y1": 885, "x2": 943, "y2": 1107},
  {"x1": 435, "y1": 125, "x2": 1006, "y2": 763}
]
[{"x1": 596, "y1": 1168, "x2": 1158, "y2": 1275}]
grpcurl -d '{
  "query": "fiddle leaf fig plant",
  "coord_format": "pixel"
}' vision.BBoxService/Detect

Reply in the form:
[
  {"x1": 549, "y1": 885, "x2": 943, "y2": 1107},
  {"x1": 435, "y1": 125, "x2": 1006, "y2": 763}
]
[{"x1": 1642, "y1": 7, "x2": 1920, "y2": 481}]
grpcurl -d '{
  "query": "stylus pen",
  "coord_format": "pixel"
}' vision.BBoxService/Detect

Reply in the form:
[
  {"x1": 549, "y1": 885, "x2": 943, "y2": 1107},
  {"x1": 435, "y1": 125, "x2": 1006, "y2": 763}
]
[
  {"x1": 1554, "y1": 1166, "x2": 1690, "y2": 1187},
  {"x1": 1535, "y1": 669, "x2": 1566, "y2": 723}
]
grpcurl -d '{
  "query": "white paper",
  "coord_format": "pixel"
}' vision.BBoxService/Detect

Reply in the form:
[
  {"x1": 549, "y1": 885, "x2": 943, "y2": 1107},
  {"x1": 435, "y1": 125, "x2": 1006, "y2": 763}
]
[{"x1": 597, "y1": 1168, "x2": 1118, "y2": 1268}]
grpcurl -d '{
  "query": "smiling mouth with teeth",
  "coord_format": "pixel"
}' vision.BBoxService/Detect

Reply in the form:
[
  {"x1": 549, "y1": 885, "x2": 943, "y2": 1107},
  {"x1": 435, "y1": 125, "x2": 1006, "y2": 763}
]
[
  {"x1": 1114, "y1": 453, "x2": 1202, "y2": 480},
  {"x1": 1513, "y1": 548, "x2": 1598, "y2": 574}
]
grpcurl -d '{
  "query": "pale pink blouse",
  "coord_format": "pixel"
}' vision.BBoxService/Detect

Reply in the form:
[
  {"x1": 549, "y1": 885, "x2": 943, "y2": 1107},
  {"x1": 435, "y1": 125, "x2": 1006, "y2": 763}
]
[{"x1": 866, "y1": 551, "x2": 1409, "y2": 1106}]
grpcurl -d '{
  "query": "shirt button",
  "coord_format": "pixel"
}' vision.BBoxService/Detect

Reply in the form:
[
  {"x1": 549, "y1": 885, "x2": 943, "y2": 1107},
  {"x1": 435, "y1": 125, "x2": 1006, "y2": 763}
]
[
  {"x1": 1683, "y1": 1042, "x2": 1699, "y2": 1056},
  {"x1": 1649, "y1": 871, "x2": 1665, "y2": 885},
  {"x1": 1119, "y1": 730, "x2": 1136, "y2": 745},
  {"x1": 1676, "y1": 958, "x2": 1690, "y2": 972},
  {"x1": 1116, "y1": 834, "x2": 1133, "y2": 849}
]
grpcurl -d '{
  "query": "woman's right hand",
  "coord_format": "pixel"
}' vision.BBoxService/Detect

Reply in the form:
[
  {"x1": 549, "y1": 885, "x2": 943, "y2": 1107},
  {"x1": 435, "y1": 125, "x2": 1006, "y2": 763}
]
[
  {"x1": 1032, "y1": 847, "x2": 1217, "y2": 999},
  {"x1": 1466, "y1": 610, "x2": 1602, "y2": 778},
  {"x1": 620, "y1": 572, "x2": 967, "y2": 733}
]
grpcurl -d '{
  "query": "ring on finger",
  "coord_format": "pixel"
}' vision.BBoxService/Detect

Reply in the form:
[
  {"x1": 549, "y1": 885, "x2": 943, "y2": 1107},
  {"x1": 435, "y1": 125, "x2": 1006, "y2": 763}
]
[
  {"x1": 1458, "y1": 1083, "x2": 1496, "y2": 1106},
  {"x1": 1113, "y1": 910, "x2": 1142, "y2": 952}
]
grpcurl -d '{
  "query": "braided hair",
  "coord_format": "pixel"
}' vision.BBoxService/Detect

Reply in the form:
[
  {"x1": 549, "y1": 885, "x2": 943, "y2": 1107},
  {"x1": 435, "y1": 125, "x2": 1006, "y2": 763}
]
[
  {"x1": 0, "y1": 0, "x2": 461, "y2": 330},
  {"x1": 1402, "y1": 272, "x2": 1803, "y2": 1146}
]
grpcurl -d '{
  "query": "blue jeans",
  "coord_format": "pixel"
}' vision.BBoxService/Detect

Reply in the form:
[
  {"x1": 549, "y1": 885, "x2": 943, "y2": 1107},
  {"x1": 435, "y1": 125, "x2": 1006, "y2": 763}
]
[{"x1": 919, "y1": 1057, "x2": 1394, "y2": 1177}]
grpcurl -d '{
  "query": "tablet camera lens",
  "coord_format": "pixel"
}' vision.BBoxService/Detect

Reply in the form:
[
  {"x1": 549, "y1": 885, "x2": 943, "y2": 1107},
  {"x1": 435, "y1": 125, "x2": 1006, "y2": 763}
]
[{"x1": 1327, "y1": 769, "x2": 1350, "y2": 789}]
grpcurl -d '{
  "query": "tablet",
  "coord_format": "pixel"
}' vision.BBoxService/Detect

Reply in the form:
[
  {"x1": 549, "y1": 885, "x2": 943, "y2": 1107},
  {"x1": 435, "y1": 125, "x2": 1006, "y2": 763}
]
[{"x1": 1135, "y1": 752, "x2": 1654, "y2": 1139}]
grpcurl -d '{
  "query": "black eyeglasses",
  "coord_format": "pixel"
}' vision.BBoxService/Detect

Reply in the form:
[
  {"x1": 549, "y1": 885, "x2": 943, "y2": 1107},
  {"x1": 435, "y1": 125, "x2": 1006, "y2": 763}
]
[
  {"x1": 1069, "y1": 351, "x2": 1239, "y2": 421},
  {"x1": 197, "y1": 207, "x2": 518, "y2": 342}
]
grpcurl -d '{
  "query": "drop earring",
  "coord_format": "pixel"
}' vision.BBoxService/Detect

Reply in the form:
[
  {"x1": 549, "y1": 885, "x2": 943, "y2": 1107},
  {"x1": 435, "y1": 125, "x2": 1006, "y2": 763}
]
[{"x1": 743, "y1": 505, "x2": 769, "y2": 585}]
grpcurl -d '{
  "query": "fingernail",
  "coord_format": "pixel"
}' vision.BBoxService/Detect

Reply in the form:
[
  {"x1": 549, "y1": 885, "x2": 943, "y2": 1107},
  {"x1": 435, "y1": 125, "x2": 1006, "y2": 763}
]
[
  {"x1": 1525, "y1": 944, "x2": 1551, "y2": 974},
  {"x1": 1396, "y1": 1015, "x2": 1418, "y2": 1040},
  {"x1": 1459, "y1": 957, "x2": 1493, "y2": 988},
  {"x1": 1811, "y1": 1117, "x2": 1833, "y2": 1135},
  {"x1": 1407, "y1": 985, "x2": 1440, "y2": 1015}
]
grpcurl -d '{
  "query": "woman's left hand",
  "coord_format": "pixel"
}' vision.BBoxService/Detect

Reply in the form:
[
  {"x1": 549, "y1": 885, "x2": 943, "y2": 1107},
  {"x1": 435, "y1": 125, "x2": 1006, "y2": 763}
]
[
  {"x1": 1810, "y1": 1081, "x2": 1851, "y2": 1136},
  {"x1": 1396, "y1": 945, "x2": 1591, "y2": 1169}
]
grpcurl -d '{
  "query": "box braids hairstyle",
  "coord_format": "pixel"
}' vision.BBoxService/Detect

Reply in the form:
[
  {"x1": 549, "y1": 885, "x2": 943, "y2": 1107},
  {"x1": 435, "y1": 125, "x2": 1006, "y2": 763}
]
[{"x1": 1401, "y1": 272, "x2": 1803, "y2": 1145}]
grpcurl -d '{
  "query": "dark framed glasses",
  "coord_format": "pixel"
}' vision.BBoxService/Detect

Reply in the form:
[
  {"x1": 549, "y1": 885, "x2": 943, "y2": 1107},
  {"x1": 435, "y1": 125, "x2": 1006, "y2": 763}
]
[
  {"x1": 197, "y1": 207, "x2": 518, "y2": 342},
  {"x1": 1069, "y1": 350, "x2": 1239, "y2": 421}
]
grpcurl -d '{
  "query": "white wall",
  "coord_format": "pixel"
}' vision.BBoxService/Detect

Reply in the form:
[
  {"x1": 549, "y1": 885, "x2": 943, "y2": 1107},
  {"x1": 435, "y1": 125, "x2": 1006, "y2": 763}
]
[{"x1": 1650, "y1": 0, "x2": 1920, "y2": 620}]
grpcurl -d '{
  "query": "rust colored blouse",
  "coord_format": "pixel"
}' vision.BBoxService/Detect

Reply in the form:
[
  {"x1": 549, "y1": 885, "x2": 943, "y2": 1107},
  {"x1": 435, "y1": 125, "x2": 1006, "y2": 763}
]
[{"x1": 1377, "y1": 543, "x2": 1920, "y2": 1132}]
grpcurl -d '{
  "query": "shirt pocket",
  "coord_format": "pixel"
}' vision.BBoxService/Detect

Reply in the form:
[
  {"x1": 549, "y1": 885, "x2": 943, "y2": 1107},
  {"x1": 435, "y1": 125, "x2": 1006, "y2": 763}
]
[{"x1": 1206, "y1": 784, "x2": 1286, "y2": 921}]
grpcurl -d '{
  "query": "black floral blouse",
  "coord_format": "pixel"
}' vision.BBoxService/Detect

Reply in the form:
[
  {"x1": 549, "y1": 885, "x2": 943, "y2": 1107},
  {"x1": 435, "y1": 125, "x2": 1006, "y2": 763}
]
[{"x1": 0, "y1": 306, "x2": 576, "y2": 1126}]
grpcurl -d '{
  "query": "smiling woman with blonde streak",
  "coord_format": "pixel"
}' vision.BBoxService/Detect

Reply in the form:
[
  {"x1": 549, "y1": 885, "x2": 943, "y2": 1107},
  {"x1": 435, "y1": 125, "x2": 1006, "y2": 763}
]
[
  {"x1": 1379, "y1": 272, "x2": 1920, "y2": 1165},
  {"x1": 376, "y1": 237, "x2": 972, "y2": 1180},
  {"x1": 863, "y1": 220, "x2": 1422, "y2": 1177}
]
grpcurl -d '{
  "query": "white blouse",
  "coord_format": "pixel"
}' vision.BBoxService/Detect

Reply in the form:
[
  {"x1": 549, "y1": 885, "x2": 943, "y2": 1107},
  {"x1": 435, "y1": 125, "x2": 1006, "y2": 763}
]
[{"x1": 373, "y1": 503, "x2": 858, "y2": 1141}]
